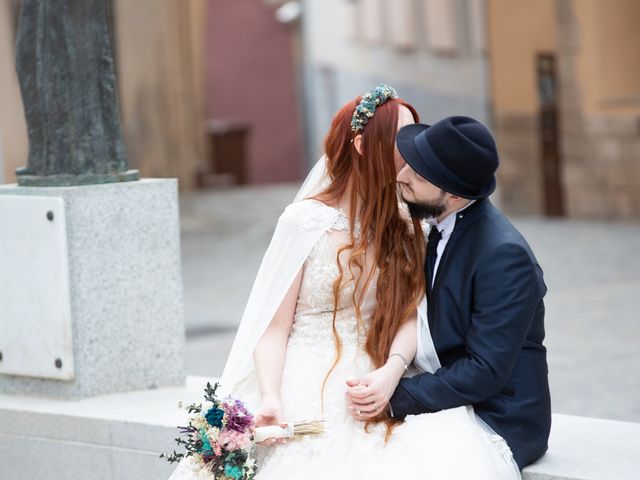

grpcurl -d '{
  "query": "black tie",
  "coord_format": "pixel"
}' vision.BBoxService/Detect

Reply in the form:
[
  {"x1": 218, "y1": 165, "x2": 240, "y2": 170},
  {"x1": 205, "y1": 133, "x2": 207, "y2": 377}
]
[{"x1": 426, "y1": 226, "x2": 442, "y2": 296}]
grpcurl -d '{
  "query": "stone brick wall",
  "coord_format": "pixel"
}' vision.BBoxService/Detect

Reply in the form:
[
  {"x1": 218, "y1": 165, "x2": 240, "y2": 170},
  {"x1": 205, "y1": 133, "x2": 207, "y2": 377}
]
[
  {"x1": 562, "y1": 115, "x2": 640, "y2": 220},
  {"x1": 494, "y1": 114, "x2": 545, "y2": 216},
  {"x1": 496, "y1": 101, "x2": 640, "y2": 221}
]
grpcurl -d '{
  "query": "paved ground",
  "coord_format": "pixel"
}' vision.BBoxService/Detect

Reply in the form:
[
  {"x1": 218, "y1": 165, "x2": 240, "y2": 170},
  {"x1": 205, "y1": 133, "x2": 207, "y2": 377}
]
[{"x1": 180, "y1": 184, "x2": 640, "y2": 423}]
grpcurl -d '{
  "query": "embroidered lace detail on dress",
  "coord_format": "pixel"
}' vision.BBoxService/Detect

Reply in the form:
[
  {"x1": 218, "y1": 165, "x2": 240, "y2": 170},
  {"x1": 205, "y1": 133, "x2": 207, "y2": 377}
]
[
  {"x1": 488, "y1": 433, "x2": 515, "y2": 464},
  {"x1": 280, "y1": 199, "x2": 361, "y2": 238},
  {"x1": 288, "y1": 199, "x2": 373, "y2": 356}
]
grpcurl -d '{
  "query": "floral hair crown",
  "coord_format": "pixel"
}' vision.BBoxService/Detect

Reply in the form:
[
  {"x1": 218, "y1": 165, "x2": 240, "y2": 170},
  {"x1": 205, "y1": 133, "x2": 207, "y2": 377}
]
[{"x1": 350, "y1": 84, "x2": 399, "y2": 133}]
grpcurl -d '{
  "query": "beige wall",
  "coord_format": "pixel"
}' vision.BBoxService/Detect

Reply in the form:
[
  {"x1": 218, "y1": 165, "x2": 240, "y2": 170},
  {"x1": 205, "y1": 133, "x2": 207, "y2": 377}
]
[
  {"x1": 485, "y1": 0, "x2": 640, "y2": 119},
  {"x1": 573, "y1": 0, "x2": 640, "y2": 116},
  {"x1": 488, "y1": 0, "x2": 557, "y2": 114},
  {"x1": 0, "y1": 2, "x2": 27, "y2": 184},
  {"x1": 114, "y1": 0, "x2": 207, "y2": 192}
]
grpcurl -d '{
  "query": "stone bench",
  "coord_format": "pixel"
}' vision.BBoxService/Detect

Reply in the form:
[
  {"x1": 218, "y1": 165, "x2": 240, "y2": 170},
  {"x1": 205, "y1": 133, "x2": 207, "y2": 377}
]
[
  {"x1": 1, "y1": 376, "x2": 638, "y2": 479},
  {"x1": 523, "y1": 414, "x2": 640, "y2": 479}
]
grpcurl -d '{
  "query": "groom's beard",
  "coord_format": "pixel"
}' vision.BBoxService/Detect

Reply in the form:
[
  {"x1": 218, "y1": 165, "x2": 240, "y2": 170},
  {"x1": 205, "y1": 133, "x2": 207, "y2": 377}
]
[
  {"x1": 398, "y1": 186, "x2": 447, "y2": 220},
  {"x1": 402, "y1": 193, "x2": 447, "y2": 220},
  {"x1": 405, "y1": 200, "x2": 446, "y2": 220}
]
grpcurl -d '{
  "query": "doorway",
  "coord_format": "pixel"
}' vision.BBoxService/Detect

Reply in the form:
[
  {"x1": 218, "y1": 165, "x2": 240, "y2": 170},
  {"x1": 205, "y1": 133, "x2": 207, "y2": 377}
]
[{"x1": 536, "y1": 53, "x2": 565, "y2": 216}]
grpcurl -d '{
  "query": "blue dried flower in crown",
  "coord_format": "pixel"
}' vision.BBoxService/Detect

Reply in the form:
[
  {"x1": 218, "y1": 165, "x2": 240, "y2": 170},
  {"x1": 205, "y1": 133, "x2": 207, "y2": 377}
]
[{"x1": 350, "y1": 84, "x2": 399, "y2": 133}]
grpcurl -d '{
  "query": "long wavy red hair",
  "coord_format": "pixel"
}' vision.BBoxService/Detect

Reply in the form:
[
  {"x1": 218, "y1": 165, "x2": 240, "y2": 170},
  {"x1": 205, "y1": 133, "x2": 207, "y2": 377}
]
[{"x1": 314, "y1": 96, "x2": 425, "y2": 439}]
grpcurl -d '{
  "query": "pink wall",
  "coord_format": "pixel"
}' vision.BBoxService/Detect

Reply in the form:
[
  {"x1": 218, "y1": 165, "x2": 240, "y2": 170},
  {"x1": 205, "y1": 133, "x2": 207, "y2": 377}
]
[{"x1": 205, "y1": 0, "x2": 303, "y2": 184}]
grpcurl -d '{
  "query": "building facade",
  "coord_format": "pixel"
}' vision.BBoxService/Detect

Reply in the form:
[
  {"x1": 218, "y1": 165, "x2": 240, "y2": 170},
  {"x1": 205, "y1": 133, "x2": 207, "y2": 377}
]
[
  {"x1": 1, "y1": 0, "x2": 638, "y2": 217},
  {"x1": 204, "y1": 0, "x2": 304, "y2": 184},
  {"x1": 489, "y1": 0, "x2": 640, "y2": 220},
  {"x1": 300, "y1": 0, "x2": 491, "y2": 166}
]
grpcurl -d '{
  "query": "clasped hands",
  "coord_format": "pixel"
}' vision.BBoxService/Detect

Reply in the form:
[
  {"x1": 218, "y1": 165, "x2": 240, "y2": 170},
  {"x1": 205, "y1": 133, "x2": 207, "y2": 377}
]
[
  {"x1": 256, "y1": 359, "x2": 405, "y2": 443},
  {"x1": 345, "y1": 360, "x2": 405, "y2": 420}
]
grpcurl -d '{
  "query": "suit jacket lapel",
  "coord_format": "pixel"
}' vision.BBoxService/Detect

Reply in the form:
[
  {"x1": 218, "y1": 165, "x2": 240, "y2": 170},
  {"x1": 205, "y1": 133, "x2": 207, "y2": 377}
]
[{"x1": 427, "y1": 198, "x2": 490, "y2": 333}]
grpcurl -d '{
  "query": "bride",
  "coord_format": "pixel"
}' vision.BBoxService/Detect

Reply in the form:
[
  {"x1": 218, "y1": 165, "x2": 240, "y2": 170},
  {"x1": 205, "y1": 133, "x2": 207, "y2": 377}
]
[{"x1": 169, "y1": 85, "x2": 520, "y2": 479}]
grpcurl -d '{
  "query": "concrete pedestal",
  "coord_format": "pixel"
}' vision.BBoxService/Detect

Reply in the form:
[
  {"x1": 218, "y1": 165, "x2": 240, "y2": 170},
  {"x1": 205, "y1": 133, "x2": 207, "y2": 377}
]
[{"x1": 0, "y1": 179, "x2": 186, "y2": 398}]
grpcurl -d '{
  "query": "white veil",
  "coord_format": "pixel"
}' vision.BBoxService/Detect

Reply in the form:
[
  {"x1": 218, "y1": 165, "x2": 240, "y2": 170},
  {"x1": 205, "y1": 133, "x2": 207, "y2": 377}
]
[
  {"x1": 220, "y1": 156, "x2": 333, "y2": 394},
  {"x1": 293, "y1": 154, "x2": 330, "y2": 202}
]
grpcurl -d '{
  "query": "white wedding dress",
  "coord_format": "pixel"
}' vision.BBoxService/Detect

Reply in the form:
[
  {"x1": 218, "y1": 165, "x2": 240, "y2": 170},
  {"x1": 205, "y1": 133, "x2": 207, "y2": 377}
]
[{"x1": 169, "y1": 200, "x2": 520, "y2": 480}]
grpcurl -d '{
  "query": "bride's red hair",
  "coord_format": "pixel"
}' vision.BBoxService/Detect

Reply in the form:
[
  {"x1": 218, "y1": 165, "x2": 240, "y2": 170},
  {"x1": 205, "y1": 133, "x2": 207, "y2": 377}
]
[{"x1": 314, "y1": 96, "x2": 425, "y2": 439}]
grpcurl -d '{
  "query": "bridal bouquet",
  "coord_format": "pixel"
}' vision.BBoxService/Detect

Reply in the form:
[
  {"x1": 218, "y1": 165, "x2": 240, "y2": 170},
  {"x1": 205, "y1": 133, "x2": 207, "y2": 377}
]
[{"x1": 161, "y1": 382, "x2": 325, "y2": 480}]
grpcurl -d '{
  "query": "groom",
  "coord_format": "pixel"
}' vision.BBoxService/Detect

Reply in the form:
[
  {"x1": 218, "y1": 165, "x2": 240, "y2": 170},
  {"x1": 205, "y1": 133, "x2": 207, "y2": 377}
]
[{"x1": 391, "y1": 116, "x2": 550, "y2": 469}]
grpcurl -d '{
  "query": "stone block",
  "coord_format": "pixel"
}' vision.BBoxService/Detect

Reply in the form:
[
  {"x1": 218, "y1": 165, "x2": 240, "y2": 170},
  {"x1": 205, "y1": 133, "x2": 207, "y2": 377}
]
[
  {"x1": 593, "y1": 140, "x2": 624, "y2": 164},
  {"x1": 586, "y1": 116, "x2": 639, "y2": 138},
  {"x1": 523, "y1": 414, "x2": 640, "y2": 480},
  {"x1": 0, "y1": 435, "x2": 176, "y2": 480},
  {"x1": 0, "y1": 179, "x2": 186, "y2": 399},
  {"x1": 2, "y1": 380, "x2": 640, "y2": 480},
  {"x1": 621, "y1": 140, "x2": 640, "y2": 162},
  {"x1": 561, "y1": 140, "x2": 590, "y2": 161},
  {"x1": 0, "y1": 376, "x2": 209, "y2": 480}
]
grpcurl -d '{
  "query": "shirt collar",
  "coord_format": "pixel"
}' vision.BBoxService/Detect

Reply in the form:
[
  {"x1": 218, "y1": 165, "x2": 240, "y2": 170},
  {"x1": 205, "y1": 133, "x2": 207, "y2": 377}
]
[{"x1": 430, "y1": 200, "x2": 476, "y2": 238}]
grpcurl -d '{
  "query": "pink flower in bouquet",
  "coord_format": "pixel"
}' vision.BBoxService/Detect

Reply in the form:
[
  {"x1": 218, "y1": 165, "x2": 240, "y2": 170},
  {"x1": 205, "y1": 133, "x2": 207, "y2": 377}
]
[
  {"x1": 218, "y1": 429, "x2": 252, "y2": 451},
  {"x1": 212, "y1": 440, "x2": 222, "y2": 457}
]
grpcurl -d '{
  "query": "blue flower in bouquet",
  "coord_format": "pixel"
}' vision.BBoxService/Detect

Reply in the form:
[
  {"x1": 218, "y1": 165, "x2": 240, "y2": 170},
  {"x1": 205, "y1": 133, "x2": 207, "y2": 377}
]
[
  {"x1": 223, "y1": 399, "x2": 254, "y2": 433},
  {"x1": 224, "y1": 463, "x2": 243, "y2": 480},
  {"x1": 198, "y1": 427, "x2": 214, "y2": 454},
  {"x1": 204, "y1": 406, "x2": 225, "y2": 428}
]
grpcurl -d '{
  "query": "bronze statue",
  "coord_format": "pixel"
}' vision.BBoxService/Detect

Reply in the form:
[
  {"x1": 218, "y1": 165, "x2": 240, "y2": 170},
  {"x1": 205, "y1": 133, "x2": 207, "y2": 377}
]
[{"x1": 14, "y1": 0, "x2": 138, "y2": 186}]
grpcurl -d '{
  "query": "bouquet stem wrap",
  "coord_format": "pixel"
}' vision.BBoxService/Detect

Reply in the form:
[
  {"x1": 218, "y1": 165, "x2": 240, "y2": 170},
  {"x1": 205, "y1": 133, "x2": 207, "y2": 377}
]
[{"x1": 254, "y1": 420, "x2": 325, "y2": 443}]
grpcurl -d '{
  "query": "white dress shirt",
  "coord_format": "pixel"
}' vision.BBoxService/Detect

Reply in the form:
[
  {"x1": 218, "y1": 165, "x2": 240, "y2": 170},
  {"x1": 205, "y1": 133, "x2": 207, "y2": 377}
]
[
  {"x1": 413, "y1": 200, "x2": 476, "y2": 374},
  {"x1": 428, "y1": 200, "x2": 476, "y2": 287}
]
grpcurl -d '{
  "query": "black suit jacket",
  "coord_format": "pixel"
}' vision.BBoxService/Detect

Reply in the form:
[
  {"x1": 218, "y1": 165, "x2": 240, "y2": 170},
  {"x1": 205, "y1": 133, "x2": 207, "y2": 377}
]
[{"x1": 390, "y1": 199, "x2": 551, "y2": 469}]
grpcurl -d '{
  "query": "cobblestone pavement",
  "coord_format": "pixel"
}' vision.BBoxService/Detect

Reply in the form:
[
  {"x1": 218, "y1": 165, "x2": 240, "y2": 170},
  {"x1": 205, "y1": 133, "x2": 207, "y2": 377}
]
[{"x1": 180, "y1": 184, "x2": 640, "y2": 423}]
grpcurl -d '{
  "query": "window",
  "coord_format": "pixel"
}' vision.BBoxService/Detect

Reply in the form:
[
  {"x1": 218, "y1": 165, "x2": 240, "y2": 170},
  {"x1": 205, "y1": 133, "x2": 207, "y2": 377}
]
[
  {"x1": 360, "y1": 0, "x2": 384, "y2": 45},
  {"x1": 467, "y1": 0, "x2": 487, "y2": 53},
  {"x1": 388, "y1": 0, "x2": 417, "y2": 50},
  {"x1": 423, "y1": 0, "x2": 459, "y2": 54}
]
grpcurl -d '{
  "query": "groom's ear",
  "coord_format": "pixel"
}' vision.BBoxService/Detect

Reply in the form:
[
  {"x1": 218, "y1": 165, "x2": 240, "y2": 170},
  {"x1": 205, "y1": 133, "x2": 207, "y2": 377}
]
[
  {"x1": 353, "y1": 134, "x2": 364, "y2": 155},
  {"x1": 448, "y1": 193, "x2": 471, "y2": 210},
  {"x1": 447, "y1": 193, "x2": 463, "y2": 205}
]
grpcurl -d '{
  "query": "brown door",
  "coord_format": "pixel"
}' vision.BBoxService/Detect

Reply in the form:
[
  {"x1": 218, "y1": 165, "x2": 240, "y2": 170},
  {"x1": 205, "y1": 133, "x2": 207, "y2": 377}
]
[{"x1": 536, "y1": 53, "x2": 565, "y2": 216}]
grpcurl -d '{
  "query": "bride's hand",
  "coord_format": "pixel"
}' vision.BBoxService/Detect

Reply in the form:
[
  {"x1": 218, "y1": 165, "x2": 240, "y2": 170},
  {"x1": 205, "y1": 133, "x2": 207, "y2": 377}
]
[
  {"x1": 254, "y1": 395, "x2": 288, "y2": 445},
  {"x1": 345, "y1": 361, "x2": 405, "y2": 421}
]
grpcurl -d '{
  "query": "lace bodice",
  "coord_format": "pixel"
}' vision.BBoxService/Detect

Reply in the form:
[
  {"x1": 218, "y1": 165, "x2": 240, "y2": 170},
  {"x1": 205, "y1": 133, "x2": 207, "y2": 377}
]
[{"x1": 287, "y1": 200, "x2": 376, "y2": 350}]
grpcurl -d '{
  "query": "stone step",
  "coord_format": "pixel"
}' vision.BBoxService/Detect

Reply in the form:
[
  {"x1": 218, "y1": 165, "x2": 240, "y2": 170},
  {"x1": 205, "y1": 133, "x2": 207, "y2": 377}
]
[{"x1": 1, "y1": 376, "x2": 638, "y2": 479}]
